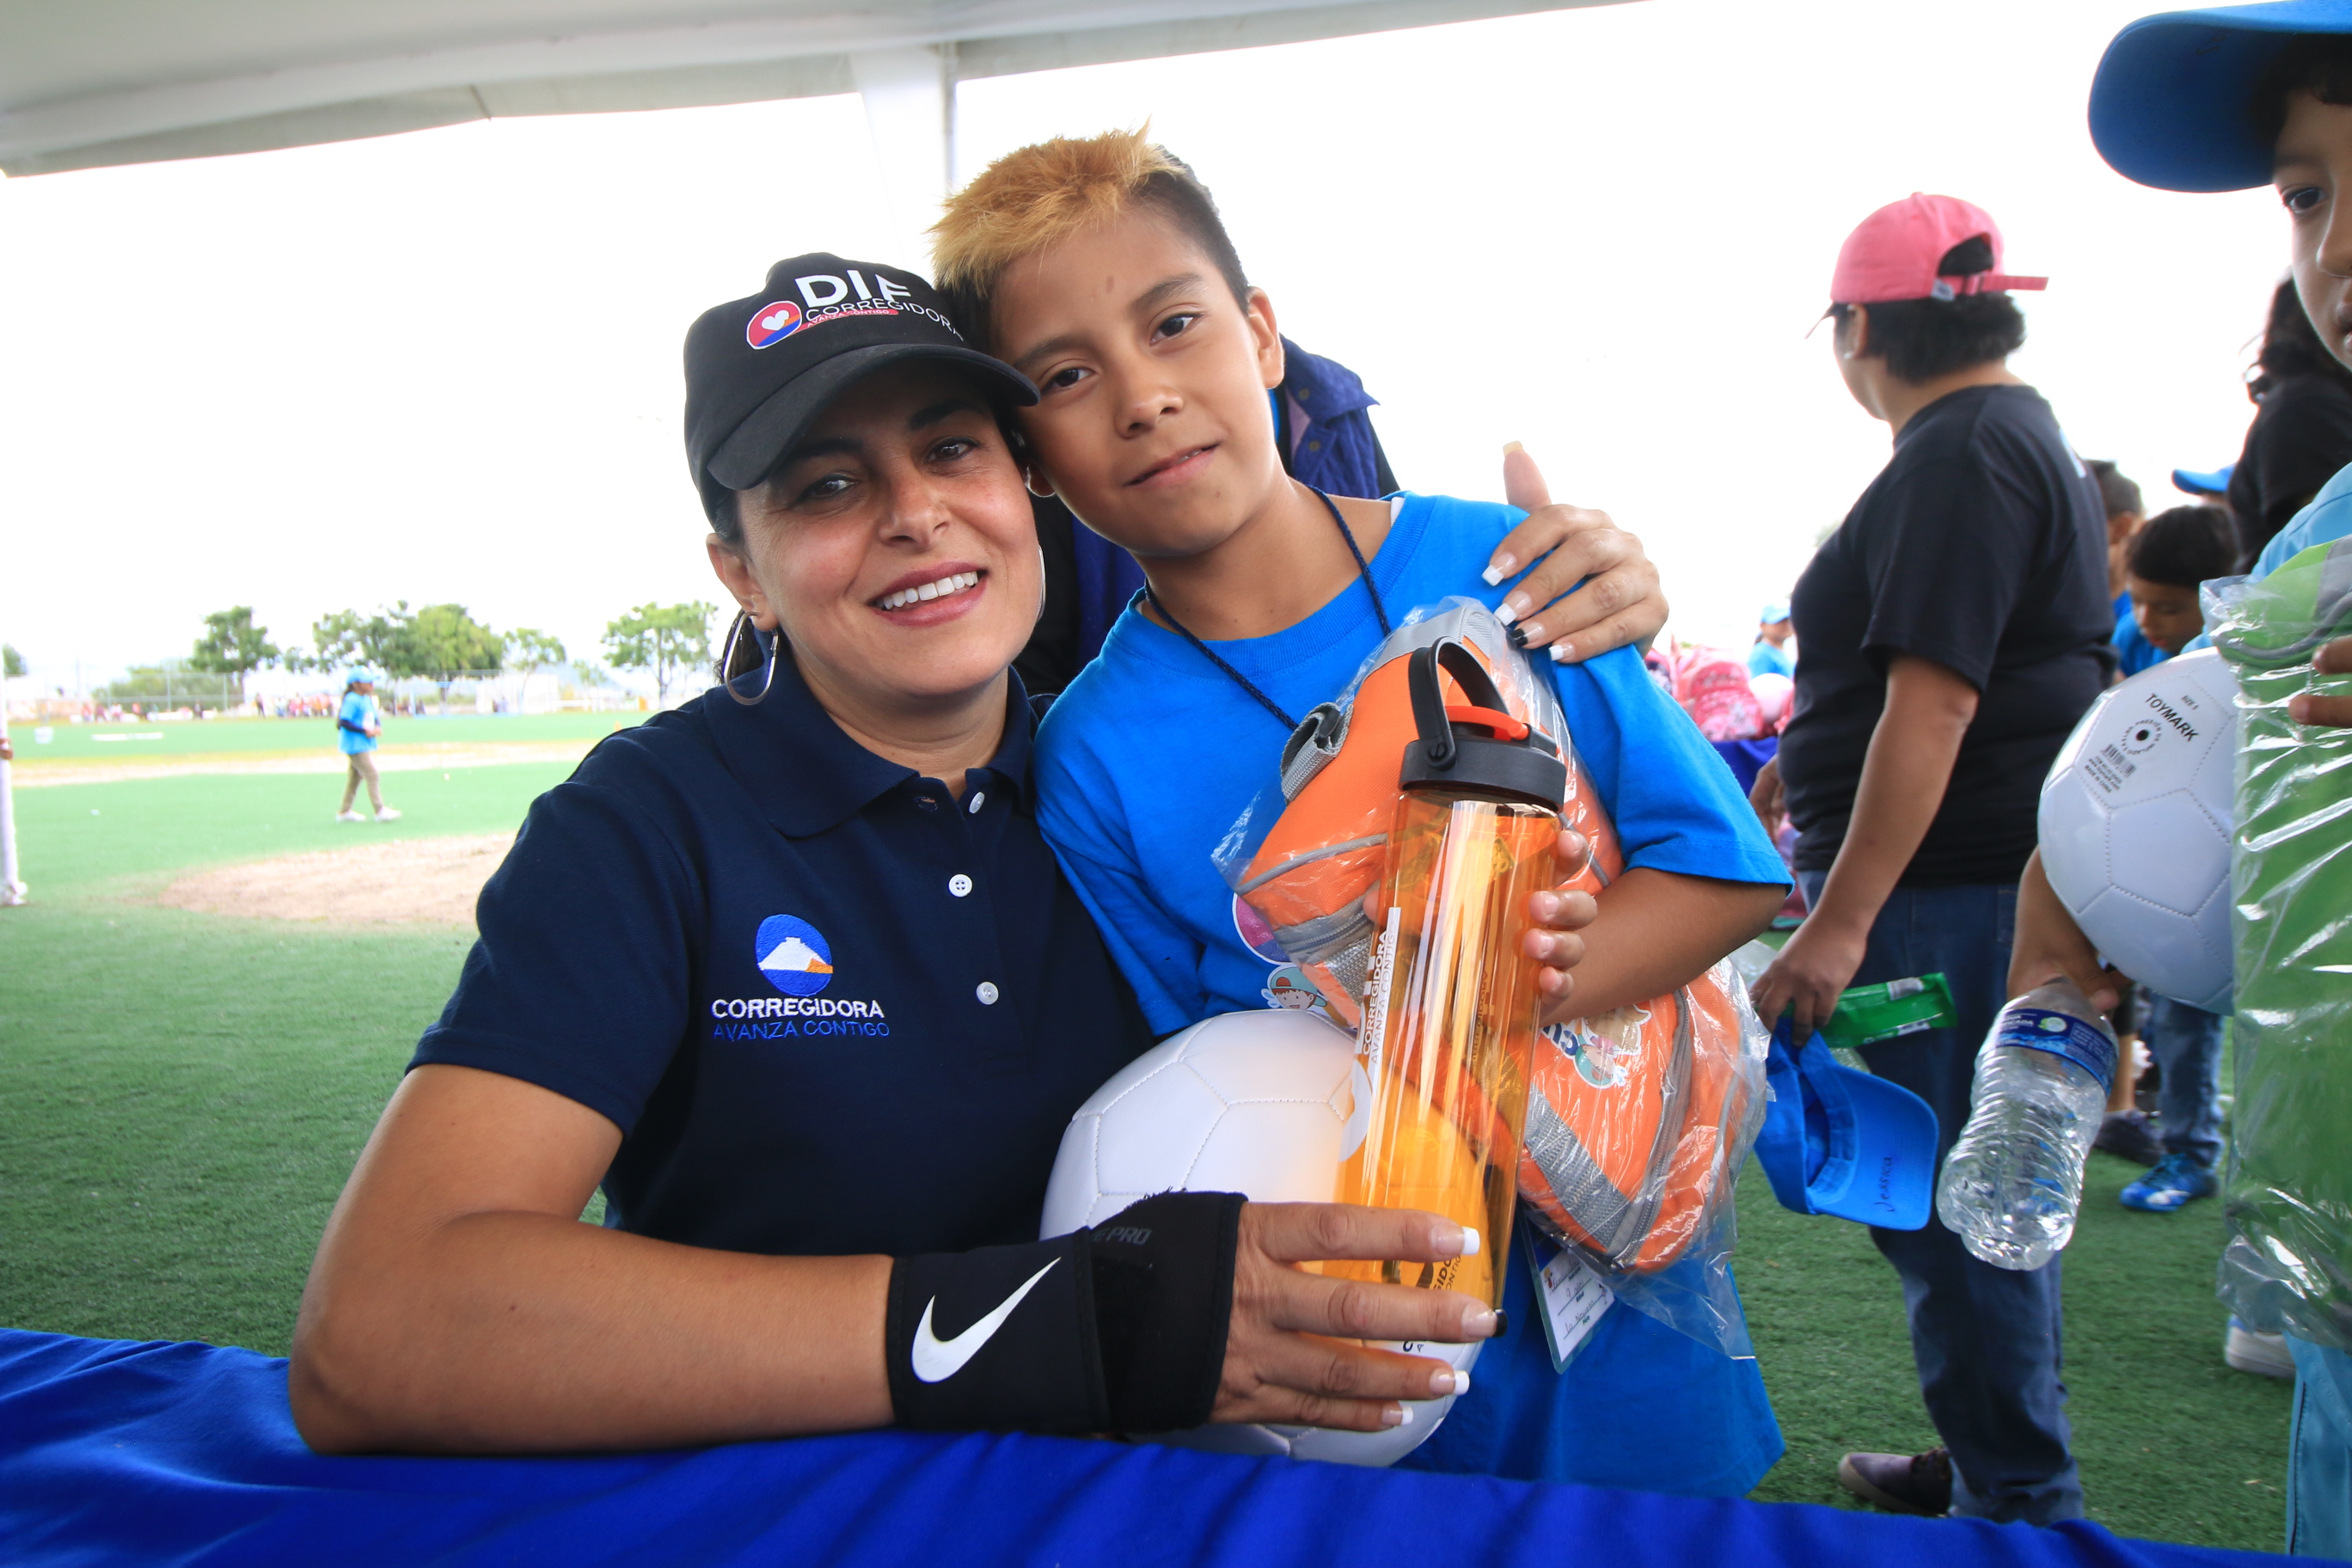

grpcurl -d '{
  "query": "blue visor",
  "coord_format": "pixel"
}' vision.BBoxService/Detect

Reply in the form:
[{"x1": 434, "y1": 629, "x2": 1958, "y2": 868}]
[
  {"x1": 2173, "y1": 463, "x2": 2238, "y2": 497},
  {"x1": 1754, "y1": 1022, "x2": 1938, "y2": 1230},
  {"x1": 2091, "y1": 2, "x2": 2352, "y2": 193}
]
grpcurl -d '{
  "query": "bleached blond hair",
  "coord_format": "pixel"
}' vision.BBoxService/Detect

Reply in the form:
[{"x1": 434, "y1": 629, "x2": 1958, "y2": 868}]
[{"x1": 930, "y1": 127, "x2": 1250, "y2": 350}]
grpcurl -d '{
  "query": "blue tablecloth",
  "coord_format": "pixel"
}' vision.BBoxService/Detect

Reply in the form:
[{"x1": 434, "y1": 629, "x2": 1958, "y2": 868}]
[
  {"x1": 1712, "y1": 736, "x2": 1780, "y2": 798},
  {"x1": 0, "y1": 1328, "x2": 2289, "y2": 1567}
]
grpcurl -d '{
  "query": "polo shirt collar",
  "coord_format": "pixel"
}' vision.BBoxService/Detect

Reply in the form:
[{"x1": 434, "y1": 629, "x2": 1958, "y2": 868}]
[{"x1": 702, "y1": 652, "x2": 1035, "y2": 838}]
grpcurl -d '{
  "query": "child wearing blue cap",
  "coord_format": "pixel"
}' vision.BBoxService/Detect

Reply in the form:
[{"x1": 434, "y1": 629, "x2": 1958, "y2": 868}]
[
  {"x1": 1749, "y1": 603, "x2": 1795, "y2": 678},
  {"x1": 2082, "y1": 8, "x2": 2352, "y2": 1552},
  {"x1": 334, "y1": 667, "x2": 398, "y2": 824}
]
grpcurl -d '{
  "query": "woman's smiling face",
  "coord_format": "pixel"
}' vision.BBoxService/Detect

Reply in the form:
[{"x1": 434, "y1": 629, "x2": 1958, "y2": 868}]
[{"x1": 710, "y1": 360, "x2": 1040, "y2": 714}]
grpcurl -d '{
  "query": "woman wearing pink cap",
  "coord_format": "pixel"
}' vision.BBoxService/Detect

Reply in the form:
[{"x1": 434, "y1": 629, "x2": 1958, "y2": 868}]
[{"x1": 1749, "y1": 194, "x2": 2115, "y2": 1524}]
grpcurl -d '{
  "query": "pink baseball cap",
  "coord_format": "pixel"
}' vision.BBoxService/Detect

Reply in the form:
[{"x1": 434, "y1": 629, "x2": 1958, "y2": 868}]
[{"x1": 1829, "y1": 193, "x2": 2048, "y2": 305}]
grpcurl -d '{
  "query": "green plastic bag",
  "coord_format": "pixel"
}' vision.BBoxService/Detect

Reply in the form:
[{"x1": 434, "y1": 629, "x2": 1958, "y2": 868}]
[{"x1": 2206, "y1": 543, "x2": 2352, "y2": 1350}]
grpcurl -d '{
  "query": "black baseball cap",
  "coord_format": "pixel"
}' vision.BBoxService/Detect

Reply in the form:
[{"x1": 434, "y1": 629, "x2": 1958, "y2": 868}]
[{"x1": 683, "y1": 253, "x2": 1037, "y2": 522}]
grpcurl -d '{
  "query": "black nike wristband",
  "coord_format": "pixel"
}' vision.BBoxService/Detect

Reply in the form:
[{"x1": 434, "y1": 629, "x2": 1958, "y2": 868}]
[
  {"x1": 885, "y1": 1233, "x2": 1107, "y2": 1434},
  {"x1": 884, "y1": 1192, "x2": 1245, "y2": 1436},
  {"x1": 1087, "y1": 1191, "x2": 1244, "y2": 1435}
]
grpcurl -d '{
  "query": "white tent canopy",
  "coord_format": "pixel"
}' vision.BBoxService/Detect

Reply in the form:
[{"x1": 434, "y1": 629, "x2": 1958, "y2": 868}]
[{"x1": 0, "y1": 0, "x2": 1619, "y2": 179}]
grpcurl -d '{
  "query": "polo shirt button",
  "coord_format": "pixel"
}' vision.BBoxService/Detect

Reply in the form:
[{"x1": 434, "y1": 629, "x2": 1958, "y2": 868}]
[
  {"x1": 967, "y1": 791, "x2": 985, "y2": 814},
  {"x1": 977, "y1": 981, "x2": 1001, "y2": 1006},
  {"x1": 949, "y1": 873, "x2": 973, "y2": 897}
]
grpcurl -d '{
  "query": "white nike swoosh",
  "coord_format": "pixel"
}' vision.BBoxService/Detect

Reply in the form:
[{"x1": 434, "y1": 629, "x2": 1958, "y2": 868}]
[{"x1": 910, "y1": 1259, "x2": 1060, "y2": 1384}]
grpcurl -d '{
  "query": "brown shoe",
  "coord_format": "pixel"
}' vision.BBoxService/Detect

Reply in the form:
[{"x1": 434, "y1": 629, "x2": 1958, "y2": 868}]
[{"x1": 1838, "y1": 1447, "x2": 1953, "y2": 1516}]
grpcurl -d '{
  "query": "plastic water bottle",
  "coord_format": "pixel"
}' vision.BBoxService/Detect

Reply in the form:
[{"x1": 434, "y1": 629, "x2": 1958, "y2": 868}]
[{"x1": 1933, "y1": 980, "x2": 2119, "y2": 1271}]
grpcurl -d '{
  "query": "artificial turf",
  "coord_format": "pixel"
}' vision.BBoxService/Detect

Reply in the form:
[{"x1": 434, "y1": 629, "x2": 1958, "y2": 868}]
[{"x1": 0, "y1": 758, "x2": 2298, "y2": 1551}]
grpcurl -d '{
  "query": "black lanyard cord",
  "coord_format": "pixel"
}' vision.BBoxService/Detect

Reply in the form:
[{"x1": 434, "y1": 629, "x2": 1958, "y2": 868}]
[{"x1": 1145, "y1": 487, "x2": 1392, "y2": 732}]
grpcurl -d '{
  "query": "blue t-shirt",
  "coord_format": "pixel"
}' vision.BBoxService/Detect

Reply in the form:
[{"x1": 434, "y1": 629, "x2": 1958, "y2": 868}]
[
  {"x1": 336, "y1": 690, "x2": 377, "y2": 755},
  {"x1": 1747, "y1": 640, "x2": 1793, "y2": 679},
  {"x1": 2112, "y1": 596, "x2": 2167, "y2": 676},
  {"x1": 2183, "y1": 458, "x2": 2352, "y2": 652},
  {"x1": 413, "y1": 659, "x2": 1154, "y2": 1258},
  {"x1": 1032, "y1": 491, "x2": 1786, "y2": 1492}
]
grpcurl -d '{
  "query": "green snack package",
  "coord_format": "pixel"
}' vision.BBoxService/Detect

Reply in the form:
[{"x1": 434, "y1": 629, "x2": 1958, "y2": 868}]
[
  {"x1": 2208, "y1": 542, "x2": 2352, "y2": 1351},
  {"x1": 1817, "y1": 975, "x2": 1958, "y2": 1069}
]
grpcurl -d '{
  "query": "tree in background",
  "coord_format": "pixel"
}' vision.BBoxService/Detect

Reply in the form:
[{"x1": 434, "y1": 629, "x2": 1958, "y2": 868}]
[
  {"x1": 2, "y1": 645, "x2": 23, "y2": 679},
  {"x1": 312, "y1": 604, "x2": 412, "y2": 674},
  {"x1": 188, "y1": 607, "x2": 279, "y2": 702},
  {"x1": 505, "y1": 628, "x2": 566, "y2": 680},
  {"x1": 603, "y1": 602, "x2": 714, "y2": 706}
]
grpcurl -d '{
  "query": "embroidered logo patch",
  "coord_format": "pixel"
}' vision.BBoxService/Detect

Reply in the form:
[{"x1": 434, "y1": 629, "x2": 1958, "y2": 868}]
[{"x1": 756, "y1": 913, "x2": 834, "y2": 995}]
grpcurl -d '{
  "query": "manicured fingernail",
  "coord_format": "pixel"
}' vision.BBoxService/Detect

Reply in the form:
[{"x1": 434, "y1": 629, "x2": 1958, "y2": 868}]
[
  {"x1": 1467, "y1": 1306, "x2": 1502, "y2": 1338},
  {"x1": 1549, "y1": 642, "x2": 1574, "y2": 664},
  {"x1": 1461, "y1": 1226, "x2": 1482, "y2": 1258},
  {"x1": 1381, "y1": 1403, "x2": 1412, "y2": 1428},
  {"x1": 1494, "y1": 597, "x2": 1520, "y2": 627},
  {"x1": 1482, "y1": 554, "x2": 1516, "y2": 587},
  {"x1": 1507, "y1": 624, "x2": 1529, "y2": 649},
  {"x1": 1432, "y1": 1369, "x2": 1472, "y2": 1398},
  {"x1": 1503, "y1": 441, "x2": 1525, "y2": 456},
  {"x1": 1516, "y1": 621, "x2": 1544, "y2": 646},
  {"x1": 1494, "y1": 1309, "x2": 1510, "y2": 1338}
]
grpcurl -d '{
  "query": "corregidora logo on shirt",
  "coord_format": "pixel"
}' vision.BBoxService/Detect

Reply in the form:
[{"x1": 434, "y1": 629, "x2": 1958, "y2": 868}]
[{"x1": 710, "y1": 914, "x2": 890, "y2": 1039}]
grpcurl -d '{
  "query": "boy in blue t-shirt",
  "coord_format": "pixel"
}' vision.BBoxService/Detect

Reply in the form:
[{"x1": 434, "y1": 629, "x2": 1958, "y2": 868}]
[
  {"x1": 934, "y1": 129, "x2": 1790, "y2": 1492},
  {"x1": 334, "y1": 666, "x2": 398, "y2": 824}
]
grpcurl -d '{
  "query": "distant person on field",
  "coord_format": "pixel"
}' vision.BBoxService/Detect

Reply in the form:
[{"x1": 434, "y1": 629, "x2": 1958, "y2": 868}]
[
  {"x1": 335, "y1": 667, "x2": 399, "y2": 824},
  {"x1": 1749, "y1": 603, "x2": 1795, "y2": 677}
]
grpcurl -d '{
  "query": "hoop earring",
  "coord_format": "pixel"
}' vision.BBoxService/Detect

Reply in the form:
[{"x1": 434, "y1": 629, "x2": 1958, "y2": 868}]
[
  {"x1": 1023, "y1": 466, "x2": 1055, "y2": 500},
  {"x1": 719, "y1": 610, "x2": 779, "y2": 707}
]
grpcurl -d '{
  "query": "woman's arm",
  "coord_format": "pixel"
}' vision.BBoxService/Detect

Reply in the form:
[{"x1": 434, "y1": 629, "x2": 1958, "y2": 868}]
[
  {"x1": 292, "y1": 1066, "x2": 1498, "y2": 1455},
  {"x1": 1749, "y1": 653, "x2": 1979, "y2": 1038},
  {"x1": 1483, "y1": 445, "x2": 1667, "y2": 665}
]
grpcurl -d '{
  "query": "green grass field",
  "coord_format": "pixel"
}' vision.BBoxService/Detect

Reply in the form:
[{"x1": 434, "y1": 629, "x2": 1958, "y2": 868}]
[
  {"x1": 0, "y1": 756, "x2": 2294, "y2": 1550},
  {"x1": 11, "y1": 710, "x2": 643, "y2": 769}
]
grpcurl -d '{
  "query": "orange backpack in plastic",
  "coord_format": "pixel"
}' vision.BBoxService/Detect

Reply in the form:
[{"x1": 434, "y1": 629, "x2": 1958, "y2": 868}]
[{"x1": 1221, "y1": 602, "x2": 1763, "y2": 1273}]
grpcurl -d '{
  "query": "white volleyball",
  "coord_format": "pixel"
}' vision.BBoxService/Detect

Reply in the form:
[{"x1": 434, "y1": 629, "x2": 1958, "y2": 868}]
[
  {"x1": 1040, "y1": 1008, "x2": 1476, "y2": 1466},
  {"x1": 2037, "y1": 648, "x2": 2237, "y2": 1014}
]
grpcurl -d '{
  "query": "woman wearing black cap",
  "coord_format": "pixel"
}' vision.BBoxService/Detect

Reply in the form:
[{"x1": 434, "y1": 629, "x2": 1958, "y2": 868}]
[{"x1": 287, "y1": 254, "x2": 1660, "y2": 1455}]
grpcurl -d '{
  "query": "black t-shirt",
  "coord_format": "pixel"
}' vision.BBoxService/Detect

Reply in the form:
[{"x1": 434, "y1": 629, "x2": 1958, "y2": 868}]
[
  {"x1": 2229, "y1": 372, "x2": 2352, "y2": 566},
  {"x1": 411, "y1": 659, "x2": 1154, "y2": 1257},
  {"x1": 1779, "y1": 383, "x2": 2114, "y2": 887}
]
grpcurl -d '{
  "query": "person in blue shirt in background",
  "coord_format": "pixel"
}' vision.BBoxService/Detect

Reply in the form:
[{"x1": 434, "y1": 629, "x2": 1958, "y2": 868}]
[
  {"x1": 334, "y1": 666, "x2": 398, "y2": 824},
  {"x1": 934, "y1": 127, "x2": 1790, "y2": 1496},
  {"x1": 1749, "y1": 603, "x2": 1796, "y2": 678}
]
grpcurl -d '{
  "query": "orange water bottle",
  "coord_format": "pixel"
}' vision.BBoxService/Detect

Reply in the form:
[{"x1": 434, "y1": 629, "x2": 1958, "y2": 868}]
[{"x1": 1332, "y1": 639, "x2": 1565, "y2": 1307}]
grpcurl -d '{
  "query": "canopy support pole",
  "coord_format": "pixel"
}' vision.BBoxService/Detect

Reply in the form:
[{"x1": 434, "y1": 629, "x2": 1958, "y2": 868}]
[
  {"x1": 850, "y1": 46, "x2": 952, "y2": 269},
  {"x1": 0, "y1": 674, "x2": 25, "y2": 906}
]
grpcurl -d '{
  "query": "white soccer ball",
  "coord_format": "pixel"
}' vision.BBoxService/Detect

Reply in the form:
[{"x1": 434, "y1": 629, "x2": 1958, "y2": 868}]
[
  {"x1": 2038, "y1": 648, "x2": 2238, "y2": 1014},
  {"x1": 1040, "y1": 1008, "x2": 1476, "y2": 1467}
]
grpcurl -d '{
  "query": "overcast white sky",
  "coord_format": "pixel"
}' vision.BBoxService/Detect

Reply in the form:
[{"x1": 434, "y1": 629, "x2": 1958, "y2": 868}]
[{"x1": 0, "y1": 0, "x2": 2292, "y2": 695}]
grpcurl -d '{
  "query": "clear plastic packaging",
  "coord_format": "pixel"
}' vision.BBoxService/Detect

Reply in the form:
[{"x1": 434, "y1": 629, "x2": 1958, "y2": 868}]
[
  {"x1": 2205, "y1": 555, "x2": 2352, "y2": 1349},
  {"x1": 1215, "y1": 599, "x2": 1770, "y2": 1355}
]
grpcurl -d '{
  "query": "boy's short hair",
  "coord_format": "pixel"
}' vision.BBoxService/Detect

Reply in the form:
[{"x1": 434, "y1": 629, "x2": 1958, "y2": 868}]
[
  {"x1": 2253, "y1": 34, "x2": 2352, "y2": 149},
  {"x1": 2128, "y1": 505, "x2": 2238, "y2": 589},
  {"x1": 1828, "y1": 236, "x2": 2028, "y2": 383},
  {"x1": 2086, "y1": 458, "x2": 2143, "y2": 520},
  {"x1": 932, "y1": 128, "x2": 1251, "y2": 351}
]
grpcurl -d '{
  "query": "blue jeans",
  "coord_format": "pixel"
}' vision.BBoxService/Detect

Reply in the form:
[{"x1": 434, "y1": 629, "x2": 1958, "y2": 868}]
[
  {"x1": 1800, "y1": 874, "x2": 2081, "y2": 1524},
  {"x1": 2289, "y1": 1335, "x2": 2352, "y2": 1556},
  {"x1": 2144, "y1": 998, "x2": 2225, "y2": 1169}
]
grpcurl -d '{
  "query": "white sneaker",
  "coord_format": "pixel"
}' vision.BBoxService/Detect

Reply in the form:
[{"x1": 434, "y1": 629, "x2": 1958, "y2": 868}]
[
  {"x1": 2226, "y1": 1318, "x2": 2296, "y2": 1379},
  {"x1": 336, "y1": 811, "x2": 364, "y2": 823},
  {"x1": 374, "y1": 806, "x2": 401, "y2": 823}
]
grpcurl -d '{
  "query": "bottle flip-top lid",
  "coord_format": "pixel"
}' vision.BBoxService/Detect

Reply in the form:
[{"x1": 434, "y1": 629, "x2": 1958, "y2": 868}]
[{"x1": 1397, "y1": 639, "x2": 1568, "y2": 808}]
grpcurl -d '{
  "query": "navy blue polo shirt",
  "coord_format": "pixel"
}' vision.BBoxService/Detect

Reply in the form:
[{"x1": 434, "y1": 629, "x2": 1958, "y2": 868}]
[{"x1": 411, "y1": 658, "x2": 1154, "y2": 1258}]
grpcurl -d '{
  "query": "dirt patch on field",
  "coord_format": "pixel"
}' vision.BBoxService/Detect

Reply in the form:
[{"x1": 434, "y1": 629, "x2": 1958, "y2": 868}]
[{"x1": 156, "y1": 834, "x2": 515, "y2": 927}]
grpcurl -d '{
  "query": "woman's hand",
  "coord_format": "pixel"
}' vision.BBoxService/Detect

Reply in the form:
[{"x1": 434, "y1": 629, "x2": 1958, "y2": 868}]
[
  {"x1": 2288, "y1": 635, "x2": 2352, "y2": 726},
  {"x1": 1215, "y1": 1203, "x2": 1498, "y2": 1430},
  {"x1": 1485, "y1": 445, "x2": 1666, "y2": 665},
  {"x1": 2009, "y1": 848, "x2": 2124, "y2": 1012},
  {"x1": 1749, "y1": 913, "x2": 1867, "y2": 1043}
]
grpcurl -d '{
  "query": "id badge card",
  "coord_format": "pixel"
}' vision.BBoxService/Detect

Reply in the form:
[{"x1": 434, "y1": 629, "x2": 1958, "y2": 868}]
[{"x1": 1522, "y1": 1225, "x2": 1612, "y2": 1373}]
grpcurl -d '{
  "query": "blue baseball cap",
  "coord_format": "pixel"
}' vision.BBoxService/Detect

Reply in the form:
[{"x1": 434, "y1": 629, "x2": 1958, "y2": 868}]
[
  {"x1": 1759, "y1": 602, "x2": 1791, "y2": 625},
  {"x1": 346, "y1": 665, "x2": 378, "y2": 686},
  {"x1": 2090, "y1": 2, "x2": 2352, "y2": 193},
  {"x1": 2173, "y1": 462, "x2": 2238, "y2": 497},
  {"x1": 1753, "y1": 1022, "x2": 1938, "y2": 1229}
]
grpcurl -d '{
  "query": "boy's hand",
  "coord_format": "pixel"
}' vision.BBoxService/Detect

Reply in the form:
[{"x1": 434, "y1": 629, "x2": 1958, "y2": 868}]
[
  {"x1": 2288, "y1": 635, "x2": 2352, "y2": 727},
  {"x1": 1747, "y1": 914, "x2": 1868, "y2": 1044},
  {"x1": 1529, "y1": 830, "x2": 1599, "y2": 1025},
  {"x1": 2009, "y1": 848, "x2": 2125, "y2": 1012},
  {"x1": 1216, "y1": 1202, "x2": 1498, "y2": 1431},
  {"x1": 1485, "y1": 444, "x2": 1666, "y2": 665},
  {"x1": 1748, "y1": 756, "x2": 1785, "y2": 836}
]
